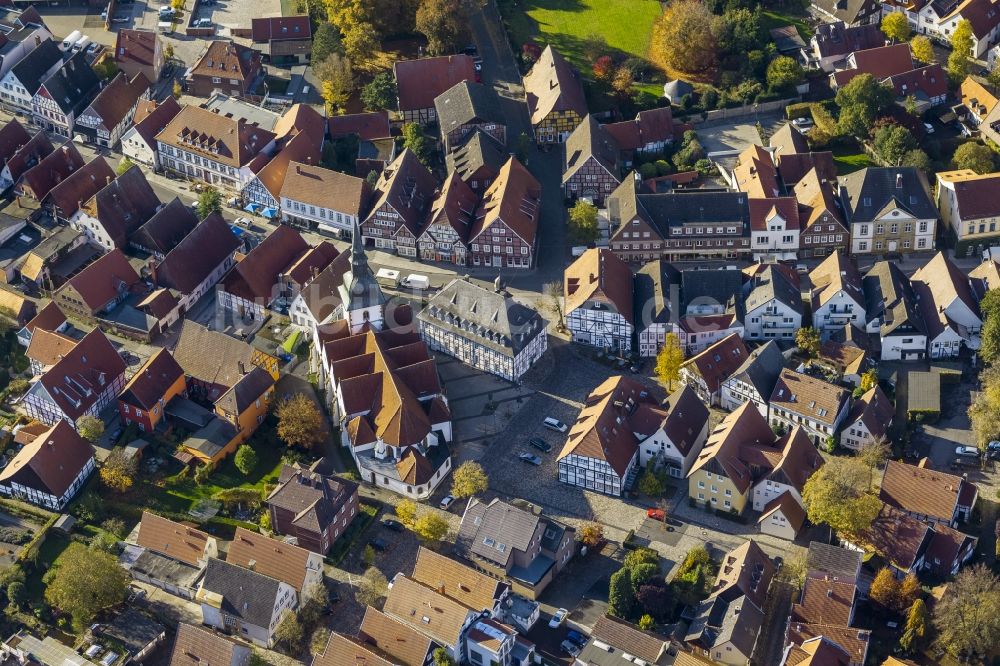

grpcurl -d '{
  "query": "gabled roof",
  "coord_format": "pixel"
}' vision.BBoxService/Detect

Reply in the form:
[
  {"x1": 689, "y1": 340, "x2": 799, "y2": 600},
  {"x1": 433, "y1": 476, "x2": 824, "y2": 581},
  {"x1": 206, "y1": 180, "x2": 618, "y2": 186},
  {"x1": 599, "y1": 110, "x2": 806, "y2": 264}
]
[
  {"x1": 845, "y1": 385, "x2": 893, "y2": 439},
  {"x1": 759, "y1": 491, "x2": 807, "y2": 533},
  {"x1": 18, "y1": 142, "x2": 85, "y2": 201},
  {"x1": 422, "y1": 172, "x2": 478, "y2": 243},
  {"x1": 4, "y1": 130, "x2": 53, "y2": 183},
  {"x1": 25, "y1": 328, "x2": 76, "y2": 370},
  {"x1": 457, "y1": 497, "x2": 540, "y2": 568},
  {"x1": 733, "y1": 145, "x2": 780, "y2": 198},
  {"x1": 411, "y1": 547, "x2": 506, "y2": 611},
  {"x1": 81, "y1": 165, "x2": 162, "y2": 248},
  {"x1": 658, "y1": 383, "x2": 711, "y2": 456},
  {"x1": 119, "y1": 348, "x2": 185, "y2": 410},
  {"x1": 265, "y1": 464, "x2": 357, "y2": 536},
  {"x1": 383, "y1": 575, "x2": 472, "y2": 647},
  {"x1": 58, "y1": 248, "x2": 139, "y2": 311},
  {"x1": 434, "y1": 81, "x2": 503, "y2": 136},
  {"x1": 0, "y1": 420, "x2": 93, "y2": 498},
  {"x1": 137, "y1": 511, "x2": 212, "y2": 566},
  {"x1": 200, "y1": 558, "x2": 283, "y2": 628},
  {"x1": 745, "y1": 263, "x2": 802, "y2": 314},
  {"x1": 129, "y1": 97, "x2": 182, "y2": 149},
  {"x1": 885, "y1": 64, "x2": 947, "y2": 101},
  {"x1": 168, "y1": 623, "x2": 246, "y2": 666},
  {"x1": 785, "y1": 636, "x2": 852, "y2": 666},
  {"x1": 863, "y1": 260, "x2": 925, "y2": 336},
  {"x1": 557, "y1": 375, "x2": 656, "y2": 477},
  {"x1": 810, "y1": 250, "x2": 864, "y2": 311},
  {"x1": 367, "y1": 149, "x2": 437, "y2": 235},
  {"x1": 0, "y1": 118, "x2": 30, "y2": 163},
  {"x1": 564, "y1": 114, "x2": 620, "y2": 178},
  {"x1": 214, "y1": 366, "x2": 274, "y2": 416},
  {"x1": 251, "y1": 130, "x2": 320, "y2": 199},
  {"x1": 838, "y1": 167, "x2": 936, "y2": 224},
  {"x1": 911, "y1": 250, "x2": 980, "y2": 319},
  {"x1": 769, "y1": 369, "x2": 849, "y2": 427},
  {"x1": 85, "y1": 71, "x2": 150, "y2": 129},
  {"x1": 115, "y1": 29, "x2": 159, "y2": 68},
  {"x1": 590, "y1": 615, "x2": 666, "y2": 664},
  {"x1": 522, "y1": 45, "x2": 587, "y2": 125},
  {"x1": 563, "y1": 248, "x2": 633, "y2": 322},
  {"x1": 778, "y1": 151, "x2": 837, "y2": 187},
  {"x1": 313, "y1": 634, "x2": 393, "y2": 666},
  {"x1": 879, "y1": 459, "x2": 974, "y2": 523},
  {"x1": 711, "y1": 539, "x2": 777, "y2": 609},
  {"x1": 250, "y1": 16, "x2": 311, "y2": 42},
  {"x1": 681, "y1": 333, "x2": 749, "y2": 394},
  {"x1": 328, "y1": 110, "x2": 391, "y2": 141},
  {"x1": 938, "y1": 169, "x2": 1000, "y2": 220},
  {"x1": 280, "y1": 161, "x2": 371, "y2": 216},
  {"x1": 688, "y1": 402, "x2": 779, "y2": 494},
  {"x1": 156, "y1": 104, "x2": 275, "y2": 169},
  {"x1": 469, "y1": 157, "x2": 540, "y2": 247},
  {"x1": 959, "y1": 76, "x2": 999, "y2": 118},
  {"x1": 953, "y1": 0, "x2": 1000, "y2": 38},
  {"x1": 811, "y1": 0, "x2": 880, "y2": 26},
  {"x1": 221, "y1": 224, "x2": 308, "y2": 302},
  {"x1": 445, "y1": 128, "x2": 509, "y2": 184},
  {"x1": 603, "y1": 107, "x2": 675, "y2": 151},
  {"x1": 833, "y1": 43, "x2": 914, "y2": 86},
  {"x1": 393, "y1": 54, "x2": 477, "y2": 113},
  {"x1": 226, "y1": 526, "x2": 315, "y2": 590},
  {"x1": 131, "y1": 198, "x2": 200, "y2": 256},
  {"x1": 39, "y1": 52, "x2": 100, "y2": 115},
  {"x1": 21, "y1": 302, "x2": 66, "y2": 337},
  {"x1": 46, "y1": 155, "x2": 114, "y2": 220},
  {"x1": 727, "y1": 340, "x2": 786, "y2": 398},
  {"x1": 806, "y1": 542, "x2": 861, "y2": 580},
  {"x1": 171, "y1": 320, "x2": 275, "y2": 391},
  {"x1": 770, "y1": 123, "x2": 810, "y2": 156},
  {"x1": 358, "y1": 607, "x2": 435, "y2": 666},
  {"x1": 190, "y1": 40, "x2": 260, "y2": 84},
  {"x1": 10, "y1": 38, "x2": 61, "y2": 96}
]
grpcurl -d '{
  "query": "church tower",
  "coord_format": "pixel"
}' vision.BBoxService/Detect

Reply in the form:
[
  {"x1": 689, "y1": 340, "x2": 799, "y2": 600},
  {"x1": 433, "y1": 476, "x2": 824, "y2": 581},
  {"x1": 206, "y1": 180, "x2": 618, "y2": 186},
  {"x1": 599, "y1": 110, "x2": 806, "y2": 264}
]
[{"x1": 338, "y1": 219, "x2": 386, "y2": 334}]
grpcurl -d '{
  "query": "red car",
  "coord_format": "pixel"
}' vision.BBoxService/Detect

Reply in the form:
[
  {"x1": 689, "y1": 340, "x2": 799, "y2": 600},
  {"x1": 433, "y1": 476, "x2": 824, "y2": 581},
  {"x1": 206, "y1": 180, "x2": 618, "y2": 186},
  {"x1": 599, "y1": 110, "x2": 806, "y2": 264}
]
[{"x1": 647, "y1": 508, "x2": 666, "y2": 521}]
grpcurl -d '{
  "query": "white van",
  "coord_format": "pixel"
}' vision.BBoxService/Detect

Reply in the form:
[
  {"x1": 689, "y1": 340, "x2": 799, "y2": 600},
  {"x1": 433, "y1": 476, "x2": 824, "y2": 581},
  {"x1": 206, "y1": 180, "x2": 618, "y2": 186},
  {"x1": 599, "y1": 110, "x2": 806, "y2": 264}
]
[
  {"x1": 543, "y1": 417, "x2": 567, "y2": 433},
  {"x1": 62, "y1": 30, "x2": 82, "y2": 50},
  {"x1": 401, "y1": 274, "x2": 429, "y2": 290},
  {"x1": 72, "y1": 36, "x2": 92, "y2": 53},
  {"x1": 157, "y1": 21, "x2": 173, "y2": 33}
]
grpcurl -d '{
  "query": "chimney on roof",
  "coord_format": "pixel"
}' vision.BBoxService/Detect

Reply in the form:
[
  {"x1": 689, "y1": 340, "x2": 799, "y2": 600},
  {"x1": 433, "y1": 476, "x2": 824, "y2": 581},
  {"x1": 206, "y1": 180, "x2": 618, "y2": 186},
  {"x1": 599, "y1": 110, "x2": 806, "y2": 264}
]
[
  {"x1": 247, "y1": 559, "x2": 256, "y2": 570},
  {"x1": 106, "y1": 175, "x2": 111, "y2": 185},
  {"x1": 896, "y1": 173, "x2": 903, "y2": 188},
  {"x1": 68, "y1": 58, "x2": 74, "y2": 72},
  {"x1": 238, "y1": 361, "x2": 246, "y2": 375}
]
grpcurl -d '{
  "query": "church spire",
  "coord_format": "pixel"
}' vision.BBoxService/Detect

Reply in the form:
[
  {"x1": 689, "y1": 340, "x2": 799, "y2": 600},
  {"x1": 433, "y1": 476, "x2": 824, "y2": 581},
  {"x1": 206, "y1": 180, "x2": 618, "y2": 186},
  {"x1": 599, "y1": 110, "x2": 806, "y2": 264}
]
[{"x1": 351, "y1": 217, "x2": 368, "y2": 272}]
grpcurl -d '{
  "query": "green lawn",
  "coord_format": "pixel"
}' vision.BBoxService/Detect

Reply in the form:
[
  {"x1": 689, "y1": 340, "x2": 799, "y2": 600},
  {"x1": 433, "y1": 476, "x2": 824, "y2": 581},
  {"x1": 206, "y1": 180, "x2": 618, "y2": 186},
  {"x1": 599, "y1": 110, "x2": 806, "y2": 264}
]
[
  {"x1": 500, "y1": 0, "x2": 662, "y2": 70},
  {"x1": 760, "y1": 9, "x2": 815, "y2": 40},
  {"x1": 832, "y1": 144, "x2": 875, "y2": 174},
  {"x1": 24, "y1": 532, "x2": 71, "y2": 602}
]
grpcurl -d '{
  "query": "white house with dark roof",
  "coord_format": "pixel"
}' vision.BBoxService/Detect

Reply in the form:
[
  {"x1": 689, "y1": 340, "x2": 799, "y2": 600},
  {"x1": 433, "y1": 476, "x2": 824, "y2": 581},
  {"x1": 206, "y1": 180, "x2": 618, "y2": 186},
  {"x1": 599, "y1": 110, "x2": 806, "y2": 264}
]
[
  {"x1": 636, "y1": 383, "x2": 710, "y2": 478},
  {"x1": 768, "y1": 369, "x2": 850, "y2": 446},
  {"x1": 863, "y1": 260, "x2": 927, "y2": 361},
  {"x1": 720, "y1": 340, "x2": 786, "y2": 416},
  {"x1": 743, "y1": 265, "x2": 803, "y2": 341},
  {"x1": 197, "y1": 558, "x2": 297, "y2": 647},
  {"x1": 840, "y1": 386, "x2": 894, "y2": 450},
  {"x1": 911, "y1": 251, "x2": 983, "y2": 351},
  {"x1": 840, "y1": 167, "x2": 937, "y2": 255},
  {"x1": 809, "y1": 250, "x2": 867, "y2": 332},
  {"x1": 418, "y1": 277, "x2": 547, "y2": 382}
]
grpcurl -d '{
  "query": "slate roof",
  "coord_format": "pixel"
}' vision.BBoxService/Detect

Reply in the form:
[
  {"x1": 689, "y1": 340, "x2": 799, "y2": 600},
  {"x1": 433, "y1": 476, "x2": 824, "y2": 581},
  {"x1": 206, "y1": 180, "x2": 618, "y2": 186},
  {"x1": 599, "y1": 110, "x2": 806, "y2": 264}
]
[
  {"x1": 806, "y1": 542, "x2": 861, "y2": 580},
  {"x1": 457, "y1": 497, "x2": 540, "y2": 568},
  {"x1": 658, "y1": 384, "x2": 711, "y2": 456},
  {"x1": 131, "y1": 198, "x2": 199, "y2": 256},
  {"x1": 563, "y1": 114, "x2": 620, "y2": 178},
  {"x1": 727, "y1": 340, "x2": 785, "y2": 398},
  {"x1": 10, "y1": 38, "x2": 61, "y2": 97},
  {"x1": 266, "y1": 464, "x2": 357, "y2": 536},
  {"x1": 445, "y1": 128, "x2": 507, "y2": 183},
  {"x1": 40, "y1": 52, "x2": 100, "y2": 115},
  {"x1": 419, "y1": 277, "x2": 545, "y2": 356},
  {"x1": 393, "y1": 54, "x2": 476, "y2": 113},
  {"x1": 81, "y1": 165, "x2": 162, "y2": 248},
  {"x1": 745, "y1": 263, "x2": 802, "y2": 314},
  {"x1": 434, "y1": 81, "x2": 503, "y2": 137},
  {"x1": 862, "y1": 261, "x2": 925, "y2": 336},
  {"x1": 811, "y1": 0, "x2": 879, "y2": 25},
  {"x1": 0, "y1": 420, "x2": 93, "y2": 498},
  {"x1": 612, "y1": 187, "x2": 752, "y2": 241},
  {"x1": 681, "y1": 268, "x2": 744, "y2": 315},
  {"x1": 200, "y1": 558, "x2": 283, "y2": 628},
  {"x1": 633, "y1": 258, "x2": 676, "y2": 327},
  {"x1": 46, "y1": 155, "x2": 114, "y2": 220},
  {"x1": 367, "y1": 149, "x2": 437, "y2": 235},
  {"x1": 119, "y1": 348, "x2": 185, "y2": 410},
  {"x1": 839, "y1": 167, "x2": 936, "y2": 224}
]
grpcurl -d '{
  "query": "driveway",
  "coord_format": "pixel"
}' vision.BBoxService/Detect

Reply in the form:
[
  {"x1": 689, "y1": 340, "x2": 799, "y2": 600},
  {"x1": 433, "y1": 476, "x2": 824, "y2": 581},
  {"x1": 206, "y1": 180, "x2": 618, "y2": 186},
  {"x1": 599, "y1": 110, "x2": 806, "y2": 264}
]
[{"x1": 697, "y1": 114, "x2": 786, "y2": 154}]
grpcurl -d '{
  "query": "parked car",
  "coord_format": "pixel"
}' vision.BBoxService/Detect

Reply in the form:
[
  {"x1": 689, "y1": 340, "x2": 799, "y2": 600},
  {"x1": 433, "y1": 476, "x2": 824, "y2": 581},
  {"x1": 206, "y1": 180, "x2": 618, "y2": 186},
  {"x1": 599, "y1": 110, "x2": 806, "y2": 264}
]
[
  {"x1": 543, "y1": 416, "x2": 567, "y2": 433},
  {"x1": 549, "y1": 608, "x2": 568, "y2": 628},
  {"x1": 955, "y1": 445, "x2": 980, "y2": 458},
  {"x1": 647, "y1": 508, "x2": 666, "y2": 521},
  {"x1": 987, "y1": 441, "x2": 1000, "y2": 451},
  {"x1": 367, "y1": 537, "x2": 388, "y2": 552},
  {"x1": 791, "y1": 117, "x2": 813, "y2": 128},
  {"x1": 439, "y1": 495, "x2": 455, "y2": 510},
  {"x1": 566, "y1": 629, "x2": 587, "y2": 647},
  {"x1": 519, "y1": 453, "x2": 542, "y2": 466},
  {"x1": 560, "y1": 640, "x2": 581, "y2": 658},
  {"x1": 381, "y1": 518, "x2": 404, "y2": 532},
  {"x1": 529, "y1": 437, "x2": 551, "y2": 453},
  {"x1": 923, "y1": 122, "x2": 934, "y2": 134}
]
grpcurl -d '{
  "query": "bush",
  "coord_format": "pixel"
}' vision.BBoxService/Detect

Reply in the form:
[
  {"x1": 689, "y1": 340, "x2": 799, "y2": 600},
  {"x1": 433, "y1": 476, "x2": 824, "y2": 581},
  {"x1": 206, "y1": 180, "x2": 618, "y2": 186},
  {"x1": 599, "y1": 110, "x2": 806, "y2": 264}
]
[
  {"x1": 654, "y1": 159, "x2": 672, "y2": 176},
  {"x1": 638, "y1": 163, "x2": 657, "y2": 179},
  {"x1": 701, "y1": 89, "x2": 719, "y2": 110}
]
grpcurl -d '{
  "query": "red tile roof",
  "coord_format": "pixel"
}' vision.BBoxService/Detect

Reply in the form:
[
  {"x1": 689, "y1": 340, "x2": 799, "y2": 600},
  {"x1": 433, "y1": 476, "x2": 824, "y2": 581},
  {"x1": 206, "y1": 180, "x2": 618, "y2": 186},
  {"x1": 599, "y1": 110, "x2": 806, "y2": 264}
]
[
  {"x1": 221, "y1": 224, "x2": 308, "y2": 302},
  {"x1": 0, "y1": 420, "x2": 93, "y2": 498},
  {"x1": 115, "y1": 29, "x2": 158, "y2": 68},
  {"x1": 119, "y1": 348, "x2": 185, "y2": 410},
  {"x1": 885, "y1": 64, "x2": 948, "y2": 101},
  {"x1": 18, "y1": 142, "x2": 84, "y2": 201},
  {"x1": 251, "y1": 16, "x2": 311, "y2": 42},
  {"x1": 46, "y1": 156, "x2": 115, "y2": 220},
  {"x1": 0, "y1": 117, "x2": 30, "y2": 163},
  {"x1": 393, "y1": 54, "x2": 476, "y2": 112},
  {"x1": 328, "y1": 111, "x2": 391, "y2": 141},
  {"x1": 58, "y1": 248, "x2": 140, "y2": 311},
  {"x1": 37, "y1": 328, "x2": 127, "y2": 420},
  {"x1": 564, "y1": 248, "x2": 634, "y2": 324},
  {"x1": 833, "y1": 43, "x2": 914, "y2": 86},
  {"x1": 85, "y1": 71, "x2": 150, "y2": 129},
  {"x1": 469, "y1": 157, "x2": 540, "y2": 247},
  {"x1": 130, "y1": 97, "x2": 182, "y2": 150},
  {"x1": 603, "y1": 107, "x2": 675, "y2": 151},
  {"x1": 749, "y1": 196, "x2": 800, "y2": 231},
  {"x1": 681, "y1": 333, "x2": 749, "y2": 394},
  {"x1": 879, "y1": 459, "x2": 974, "y2": 523}
]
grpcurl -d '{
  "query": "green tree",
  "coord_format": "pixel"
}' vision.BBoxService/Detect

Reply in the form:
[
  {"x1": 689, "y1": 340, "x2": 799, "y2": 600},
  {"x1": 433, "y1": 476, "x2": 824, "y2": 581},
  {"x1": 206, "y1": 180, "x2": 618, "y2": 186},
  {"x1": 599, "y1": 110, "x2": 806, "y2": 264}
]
[
  {"x1": 835, "y1": 74, "x2": 893, "y2": 137},
  {"x1": 164, "y1": 43, "x2": 175, "y2": 61},
  {"x1": 396, "y1": 499, "x2": 417, "y2": 527},
  {"x1": 795, "y1": 326, "x2": 820, "y2": 358},
  {"x1": 910, "y1": 35, "x2": 935, "y2": 63},
  {"x1": 310, "y1": 627, "x2": 331, "y2": 656},
  {"x1": 650, "y1": 0, "x2": 717, "y2": 76},
  {"x1": 901, "y1": 148, "x2": 931, "y2": 172},
  {"x1": 881, "y1": 12, "x2": 912, "y2": 42},
  {"x1": 515, "y1": 132, "x2": 530, "y2": 165},
  {"x1": 932, "y1": 564, "x2": 1000, "y2": 659},
  {"x1": 172, "y1": 80, "x2": 182, "y2": 99},
  {"x1": 413, "y1": 512, "x2": 449, "y2": 544},
  {"x1": 948, "y1": 19, "x2": 974, "y2": 81},
  {"x1": 874, "y1": 123, "x2": 917, "y2": 166},
  {"x1": 361, "y1": 72, "x2": 397, "y2": 111},
  {"x1": 432, "y1": 649, "x2": 457, "y2": 666},
  {"x1": 362, "y1": 544, "x2": 375, "y2": 566},
  {"x1": 624, "y1": 547, "x2": 659, "y2": 569},
  {"x1": 981, "y1": 315, "x2": 1000, "y2": 366},
  {"x1": 802, "y1": 456, "x2": 882, "y2": 537},
  {"x1": 314, "y1": 53, "x2": 354, "y2": 113},
  {"x1": 970, "y1": 365, "x2": 1000, "y2": 444},
  {"x1": 857, "y1": 437, "x2": 890, "y2": 491},
  {"x1": 100, "y1": 447, "x2": 137, "y2": 493},
  {"x1": 451, "y1": 461, "x2": 488, "y2": 498},
  {"x1": 415, "y1": 0, "x2": 463, "y2": 55},
  {"x1": 903, "y1": 94, "x2": 919, "y2": 117},
  {"x1": 275, "y1": 394, "x2": 325, "y2": 449},
  {"x1": 274, "y1": 610, "x2": 304, "y2": 652},
  {"x1": 989, "y1": 65, "x2": 1000, "y2": 91},
  {"x1": 402, "y1": 122, "x2": 433, "y2": 166},
  {"x1": 638, "y1": 469, "x2": 664, "y2": 497},
  {"x1": 197, "y1": 186, "x2": 222, "y2": 218},
  {"x1": 654, "y1": 332, "x2": 684, "y2": 390},
  {"x1": 116, "y1": 157, "x2": 136, "y2": 176},
  {"x1": 6, "y1": 580, "x2": 26, "y2": 608},
  {"x1": 901, "y1": 598, "x2": 929, "y2": 652},
  {"x1": 44, "y1": 543, "x2": 129, "y2": 629},
  {"x1": 568, "y1": 199, "x2": 599, "y2": 244},
  {"x1": 77, "y1": 415, "x2": 105, "y2": 442},
  {"x1": 629, "y1": 563, "x2": 659, "y2": 588},
  {"x1": 234, "y1": 445, "x2": 258, "y2": 476},
  {"x1": 312, "y1": 23, "x2": 343, "y2": 63},
  {"x1": 354, "y1": 567, "x2": 388, "y2": 606},
  {"x1": 638, "y1": 614, "x2": 655, "y2": 630},
  {"x1": 608, "y1": 567, "x2": 635, "y2": 619},
  {"x1": 766, "y1": 56, "x2": 804, "y2": 92},
  {"x1": 953, "y1": 142, "x2": 996, "y2": 174}
]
